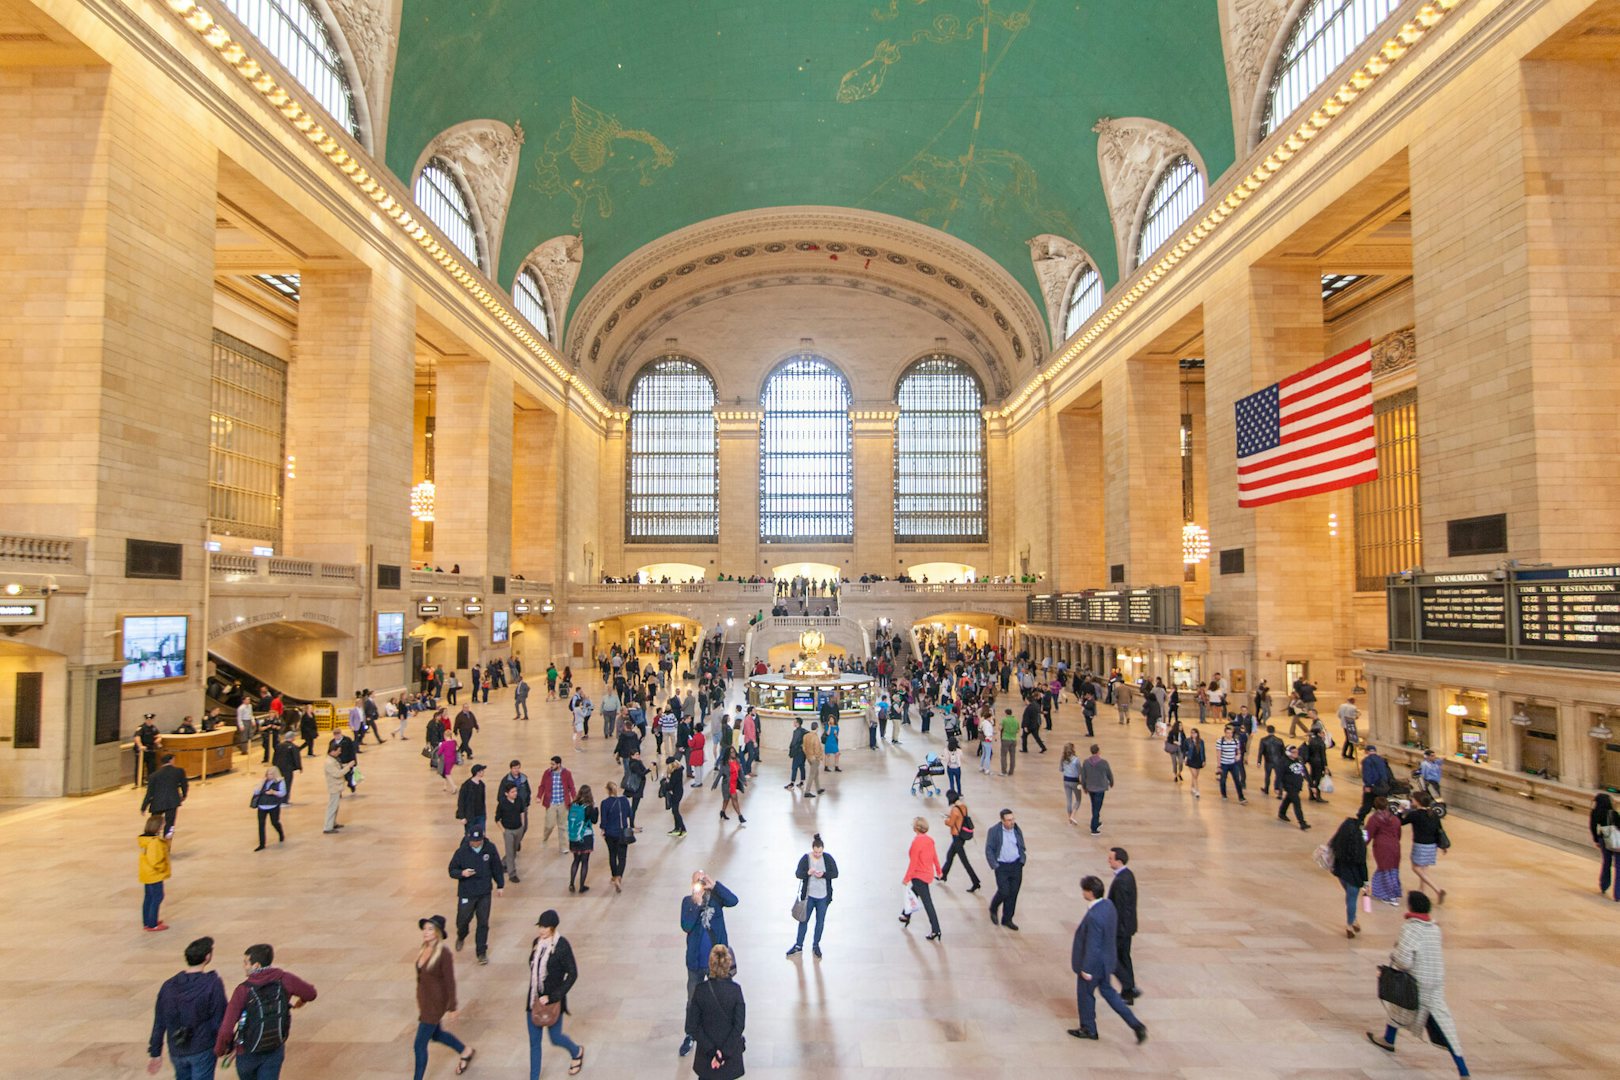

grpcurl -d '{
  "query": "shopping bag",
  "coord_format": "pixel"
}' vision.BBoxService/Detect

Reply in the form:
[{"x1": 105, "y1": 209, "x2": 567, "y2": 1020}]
[
  {"x1": 901, "y1": 884, "x2": 921, "y2": 916},
  {"x1": 1321, "y1": 775, "x2": 1335, "y2": 794}
]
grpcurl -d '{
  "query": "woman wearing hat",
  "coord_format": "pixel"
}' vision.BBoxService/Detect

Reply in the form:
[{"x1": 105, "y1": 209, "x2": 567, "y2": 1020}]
[
  {"x1": 527, "y1": 909, "x2": 586, "y2": 1076},
  {"x1": 414, "y1": 914, "x2": 475, "y2": 1077}
]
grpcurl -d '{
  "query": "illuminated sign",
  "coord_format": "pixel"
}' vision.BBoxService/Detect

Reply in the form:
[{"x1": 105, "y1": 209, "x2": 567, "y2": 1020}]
[{"x1": 0, "y1": 601, "x2": 45, "y2": 625}]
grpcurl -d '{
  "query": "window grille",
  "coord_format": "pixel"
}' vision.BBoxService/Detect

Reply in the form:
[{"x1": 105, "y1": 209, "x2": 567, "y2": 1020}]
[
  {"x1": 414, "y1": 158, "x2": 483, "y2": 270},
  {"x1": 1261, "y1": 0, "x2": 1404, "y2": 138},
  {"x1": 218, "y1": 0, "x2": 360, "y2": 140},
  {"x1": 1135, "y1": 156, "x2": 1204, "y2": 268},
  {"x1": 513, "y1": 268, "x2": 552, "y2": 341},
  {"x1": 1353, "y1": 389, "x2": 1421, "y2": 590},
  {"x1": 209, "y1": 329, "x2": 288, "y2": 544},
  {"x1": 760, "y1": 356, "x2": 853, "y2": 544},
  {"x1": 625, "y1": 357, "x2": 719, "y2": 544},
  {"x1": 894, "y1": 357, "x2": 987, "y2": 543},
  {"x1": 1062, "y1": 265, "x2": 1104, "y2": 339}
]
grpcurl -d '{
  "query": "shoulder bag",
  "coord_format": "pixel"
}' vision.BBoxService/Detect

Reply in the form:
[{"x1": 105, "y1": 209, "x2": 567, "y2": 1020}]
[
  {"x1": 1603, "y1": 810, "x2": 1620, "y2": 852},
  {"x1": 1377, "y1": 963, "x2": 1420, "y2": 1012},
  {"x1": 791, "y1": 885, "x2": 808, "y2": 924},
  {"x1": 529, "y1": 945, "x2": 563, "y2": 1027}
]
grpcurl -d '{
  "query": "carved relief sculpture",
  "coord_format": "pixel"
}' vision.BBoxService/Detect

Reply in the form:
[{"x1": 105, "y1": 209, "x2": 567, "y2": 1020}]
[
  {"x1": 1219, "y1": 0, "x2": 1292, "y2": 151},
  {"x1": 1092, "y1": 116, "x2": 1200, "y2": 275},
  {"x1": 1026, "y1": 234, "x2": 1090, "y2": 348},
  {"x1": 419, "y1": 119, "x2": 526, "y2": 272},
  {"x1": 326, "y1": 0, "x2": 400, "y2": 154},
  {"x1": 522, "y1": 234, "x2": 585, "y2": 347}
]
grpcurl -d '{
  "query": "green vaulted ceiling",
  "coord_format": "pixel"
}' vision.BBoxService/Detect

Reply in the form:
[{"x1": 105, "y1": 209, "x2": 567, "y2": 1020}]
[{"x1": 387, "y1": 0, "x2": 1236, "y2": 322}]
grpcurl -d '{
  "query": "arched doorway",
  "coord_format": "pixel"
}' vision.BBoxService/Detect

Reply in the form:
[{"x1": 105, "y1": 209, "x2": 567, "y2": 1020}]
[
  {"x1": 906, "y1": 561, "x2": 978, "y2": 583},
  {"x1": 208, "y1": 618, "x2": 353, "y2": 702},
  {"x1": 631, "y1": 562, "x2": 706, "y2": 583}
]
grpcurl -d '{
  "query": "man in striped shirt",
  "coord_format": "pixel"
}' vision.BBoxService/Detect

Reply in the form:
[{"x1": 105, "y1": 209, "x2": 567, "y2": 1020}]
[{"x1": 1215, "y1": 726, "x2": 1247, "y2": 804}]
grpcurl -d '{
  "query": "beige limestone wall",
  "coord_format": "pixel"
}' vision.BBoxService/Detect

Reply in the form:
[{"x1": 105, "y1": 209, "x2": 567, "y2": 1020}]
[
  {"x1": 1052, "y1": 408, "x2": 1104, "y2": 591},
  {"x1": 432, "y1": 357, "x2": 514, "y2": 579},
  {"x1": 1007, "y1": 404, "x2": 1052, "y2": 580},
  {"x1": 511, "y1": 406, "x2": 560, "y2": 582},
  {"x1": 1102, "y1": 357, "x2": 1182, "y2": 587},
  {"x1": 559, "y1": 396, "x2": 605, "y2": 584}
]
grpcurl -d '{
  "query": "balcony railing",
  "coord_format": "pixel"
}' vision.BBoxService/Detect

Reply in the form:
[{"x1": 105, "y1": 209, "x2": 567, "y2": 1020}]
[
  {"x1": 0, "y1": 532, "x2": 86, "y2": 572},
  {"x1": 211, "y1": 553, "x2": 360, "y2": 587}
]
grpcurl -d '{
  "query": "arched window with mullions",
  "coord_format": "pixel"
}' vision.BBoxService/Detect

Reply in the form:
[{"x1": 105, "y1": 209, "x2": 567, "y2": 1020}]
[
  {"x1": 1135, "y1": 155, "x2": 1205, "y2": 268},
  {"x1": 513, "y1": 267, "x2": 552, "y2": 341},
  {"x1": 894, "y1": 356, "x2": 987, "y2": 543},
  {"x1": 759, "y1": 356, "x2": 853, "y2": 544},
  {"x1": 414, "y1": 158, "x2": 484, "y2": 271},
  {"x1": 625, "y1": 357, "x2": 719, "y2": 543},
  {"x1": 1062, "y1": 264, "x2": 1104, "y2": 340},
  {"x1": 1260, "y1": 0, "x2": 1404, "y2": 138},
  {"x1": 218, "y1": 0, "x2": 363, "y2": 143}
]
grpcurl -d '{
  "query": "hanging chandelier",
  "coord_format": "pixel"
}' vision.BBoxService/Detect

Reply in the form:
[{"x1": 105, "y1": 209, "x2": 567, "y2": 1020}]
[
  {"x1": 410, "y1": 480, "x2": 436, "y2": 522},
  {"x1": 1182, "y1": 522, "x2": 1209, "y2": 565}
]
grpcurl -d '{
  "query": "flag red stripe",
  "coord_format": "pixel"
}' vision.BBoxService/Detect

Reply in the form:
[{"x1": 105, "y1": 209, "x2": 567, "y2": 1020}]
[
  {"x1": 1238, "y1": 445, "x2": 1376, "y2": 490},
  {"x1": 1237, "y1": 465, "x2": 1380, "y2": 507},
  {"x1": 1278, "y1": 362, "x2": 1371, "y2": 410},
  {"x1": 1279, "y1": 341, "x2": 1375, "y2": 390},
  {"x1": 1278, "y1": 403, "x2": 1373, "y2": 447},
  {"x1": 1238, "y1": 428, "x2": 1374, "y2": 475}
]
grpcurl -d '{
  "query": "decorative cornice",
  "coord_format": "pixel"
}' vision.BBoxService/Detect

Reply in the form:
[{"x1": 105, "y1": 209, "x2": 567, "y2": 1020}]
[
  {"x1": 1001, "y1": 0, "x2": 1471, "y2": 421},
  {"x1": 600, "y1": 270, "x2": 1011, "y2": 401}
]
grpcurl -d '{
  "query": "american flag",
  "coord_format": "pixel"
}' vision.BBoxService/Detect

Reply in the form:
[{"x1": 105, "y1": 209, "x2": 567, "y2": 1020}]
[{"x1": 1234, "y1": 341, "x2": 1378, "y2": 508}]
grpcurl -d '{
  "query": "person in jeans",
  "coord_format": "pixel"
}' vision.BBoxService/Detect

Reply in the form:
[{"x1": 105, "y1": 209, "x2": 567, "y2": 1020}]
[
  {"x1": 138, "y1": 814, "x2": 171, "y2": 932},
  {"x1": 526, "y1": 909, "x2": 586, "y2": 1077},
  {"x1": 1060, "y1": 744, "x2": 1082, "y2": 825},
  {"x1": 147, "y1": 936, "x2": 226, "y2": 1078},
  {"x1": 251, "y1": 766, "x2": 287, "y2": 851},
  {"x1": 985, "y1": 807, "x2": 1027, "y2": 930},
  {"x1": 1079, "y1": 745, "x2": 1114, "y2": 834},
  {"x1": 787, "y1": 834, "x2": 839, "y2": 958},
  {"x1": 939, "y1": 791, "x2": 981, "y2": 892},
  {"x1": 1215, "y1": 726, "x2": 1247, "y2": 804},
  {"x1": 496, "y1": 782, "x2": 528, "y2": 885},
  {"x1": 899, "y1": 817, "x2": 943, "y2": 942},
  {"x1": 600, "y1": 781, "x2": 634, "y2": 893},
  {"x1": 412, "y1": 915, "x2": 473, "y2": 1078},
  {"x1": 998, "y1": 709, "x2": 1019, "y2": 775},
  {"x1": 213, "y1": 943, "x2": 319, "y2": 1079},
  {"x1": 1329, "y1": 816, "x2": 1369, "y2": 939},
  {"x1": 1277, "y1": 745, "x2": 1310, "y2": 830}
]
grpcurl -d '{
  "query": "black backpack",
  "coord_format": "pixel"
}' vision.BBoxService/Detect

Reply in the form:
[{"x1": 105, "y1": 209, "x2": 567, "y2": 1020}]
[
  {"x1": 238, "y1": 979, "x2": 288, "y2": 1054},
  {"x1": 959, "y1": 813, "x2": 975, "y2": 836}
]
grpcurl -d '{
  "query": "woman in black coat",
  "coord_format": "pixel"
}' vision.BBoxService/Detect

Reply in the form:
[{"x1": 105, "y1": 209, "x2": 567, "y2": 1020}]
[
  {"x1": 526, "y1": 909, "x2": 585, "y2": 1075},
  {"x1": 686, "y1": 944, "x2": 745, "y2": 1079},
  {"x1": 1329, "y1": 816, "x2": 1369, "y2": 939}
]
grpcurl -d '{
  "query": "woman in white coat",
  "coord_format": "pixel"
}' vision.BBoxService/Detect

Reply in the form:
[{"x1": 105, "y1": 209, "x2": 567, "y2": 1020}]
[{"x1": 1366, "y1": 890, "x2": 1469, "y2": 1076}]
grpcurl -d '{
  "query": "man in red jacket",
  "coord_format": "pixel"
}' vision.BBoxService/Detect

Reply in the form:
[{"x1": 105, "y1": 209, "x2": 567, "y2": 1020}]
[
  {"x1": 538, "y1": 755, "x2": 576, "y2": 854},
  {"x1": 214, "y1": 942, "x2": 318, "y2": 1077}
]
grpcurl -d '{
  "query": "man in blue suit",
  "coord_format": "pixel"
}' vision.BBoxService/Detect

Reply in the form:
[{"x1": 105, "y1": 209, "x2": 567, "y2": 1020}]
[{"x1": 1069, "y1": 875, "x2": 1147, "y2": 1044}]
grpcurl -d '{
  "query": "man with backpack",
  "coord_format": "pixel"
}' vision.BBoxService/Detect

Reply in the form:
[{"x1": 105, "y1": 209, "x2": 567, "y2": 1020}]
[
  {"x1": 213, "y1": 943, "x2": 318, "y2": 1078},
  {"x1": 148, "y1": 936, "x2": 226, "y2": 1078}
]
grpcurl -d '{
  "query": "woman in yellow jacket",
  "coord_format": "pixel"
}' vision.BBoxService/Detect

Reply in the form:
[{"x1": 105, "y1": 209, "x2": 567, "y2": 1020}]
[{"x1": 138, "y1": 813, "x2": 171, "y2": 931}]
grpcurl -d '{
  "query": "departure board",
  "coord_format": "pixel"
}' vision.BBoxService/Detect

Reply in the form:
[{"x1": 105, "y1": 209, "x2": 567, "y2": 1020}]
[
  {"x1": 1029, "y1": 588, "x2": 1182, "y2": 635},
  {"x1": 1514, "y1": 566, "x2": 1620, "y2": 649},
  {"x1": 1388, "y1": 565, "x2": 1620, "y2": 669}
]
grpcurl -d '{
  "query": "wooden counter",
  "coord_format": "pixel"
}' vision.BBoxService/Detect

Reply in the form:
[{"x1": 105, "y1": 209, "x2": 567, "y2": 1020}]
[{"x1": 163, "y1": 727, "x2": 239, "y2": 779}]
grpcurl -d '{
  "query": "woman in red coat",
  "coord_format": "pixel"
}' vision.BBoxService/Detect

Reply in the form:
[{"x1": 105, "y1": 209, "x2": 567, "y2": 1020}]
[
  {"x1": 1365, "y1": 796, "x2": 1404, "y2": 905},
  {"x1": 899, "y1": 816, "x2": 943, "y2": 941}
]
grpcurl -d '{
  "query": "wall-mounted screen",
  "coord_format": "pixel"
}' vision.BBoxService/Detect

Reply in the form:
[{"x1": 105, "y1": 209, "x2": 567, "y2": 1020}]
[
  {"x1": 376, "y1": 611, "x2": 405, "y2": 656},
  {"x1": 492, "y1": 610, "x2": 509, "y2": 644},
  {"x1": 122, "y1": 615, "x2": 189, "y2": 683}
]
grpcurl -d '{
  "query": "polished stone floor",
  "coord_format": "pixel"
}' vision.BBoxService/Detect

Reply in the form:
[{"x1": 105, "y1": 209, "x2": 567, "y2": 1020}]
[{"x1": 2, "y1": 681, "x2": 1617, "y2": 1079}]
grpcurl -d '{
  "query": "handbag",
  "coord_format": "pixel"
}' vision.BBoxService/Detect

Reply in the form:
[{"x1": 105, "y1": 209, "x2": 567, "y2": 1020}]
[
  {"x1": 791, "y1": 891, "x2": 809, "y2": 923},
  {"x1": 530, "y1": 997, "x2": 562, "y2": 1027},
  {"x1": 1311, "y1": 842, "x2": 1335, "y2": 872},
  {"x1": 421, "y1": 747, "x2": 433, "y2": 759},
  {"x1": 1376, "y1": 963, "x2": 1420, "y2": 1011},
  {"x1": 1603, "y1": 811, "x2": 1620, "y2": 852}
]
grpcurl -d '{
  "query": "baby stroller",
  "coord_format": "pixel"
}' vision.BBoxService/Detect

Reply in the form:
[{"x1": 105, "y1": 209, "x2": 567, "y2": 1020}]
[{"x1": 910, "y1": 753, "x2": 946, "y2": 797}]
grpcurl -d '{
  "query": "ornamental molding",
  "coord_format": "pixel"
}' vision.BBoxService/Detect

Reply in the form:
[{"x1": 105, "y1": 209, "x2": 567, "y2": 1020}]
[
  {"x1": 567, "y1": 206, "x2": 1046, "y2": 384},
  {"x1": 517, "y1": 235, "x2": 584, "y2": 345},
  {"x1": 322, "y1": 0, "x2": 399, "y2": 155},
  {"x1": 1092, "y1": 116, "x2": 1203, "y2": 277},
  {"x1": 1218, "y1": 0, "x2": 1294, "y2": 152},
  {"x1": 601, "y1": 271, "x2": 1011, "y2": 402},
  {"x1": 415, "y1": 119, "x2": 525, "y2": 274},
  {"x1": 1027, "y1": 234, "x2": 1093, "y2": 349},
  {"x1": 1371, "y1": 326, "x2": 1416, "y2": 377}
]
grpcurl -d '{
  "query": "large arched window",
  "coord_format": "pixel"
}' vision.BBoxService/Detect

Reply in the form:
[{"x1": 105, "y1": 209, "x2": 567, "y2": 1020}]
[
  {"x1": 219, "y1": 0, "x2": 361, "y2": 142},
  {"x1": 894, "y1": 356, "x2": 987, "y2": 543},
  {"x1": 1062, "y1": 264, "x2": 1104, "y2": 339},
  {"x1": 414, "y1": 158, "x2": 484, "y2": 270},
  {"x1": 1261, "y1": 0, "x2": 1404, "y2": 138},
  {"x1": 626, "y1": 357, "x2": 718, "y2": 543},
  {"x1": 1135, "y1": 156, "x2": 1205, "y2": 268},
  {"x1": 513, "y1": 268, "x2": 552, "y2": 341},
  {"x1": 759, "y1": 356, "x2": 853, "y2": 544}
]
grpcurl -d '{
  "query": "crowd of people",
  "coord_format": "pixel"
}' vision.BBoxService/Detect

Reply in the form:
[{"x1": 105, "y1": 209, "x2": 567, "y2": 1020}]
[{"x1": 135, "y1": 627, "x2": 1509, "y2": 1079}]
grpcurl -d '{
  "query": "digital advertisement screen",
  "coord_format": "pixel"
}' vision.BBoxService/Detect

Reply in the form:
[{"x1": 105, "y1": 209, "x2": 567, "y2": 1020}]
[
  {"x1": 791, "y1": 687, "x2": 816, "y2": 711},
  {"x1": 376, "y1": 611, "x2": 405, "y2": 656},
  {"x1": 122, "y1": 615, "x2": 189, "y2": 683},
  {"x1": 492, "y1": 610, "x2": 509, "y2": 644}
]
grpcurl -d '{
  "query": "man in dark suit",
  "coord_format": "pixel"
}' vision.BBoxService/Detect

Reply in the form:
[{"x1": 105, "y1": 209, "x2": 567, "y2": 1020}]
[
  {"x1": 1107, "y1": 847, "x2": 1141, "y2": 1002},
  {"x1": 1069, "y1": 875, "x2": 1147, "y2": 1044},
  {"x1": 140, "y1": 753, "x2": 189, "y2": 838}
]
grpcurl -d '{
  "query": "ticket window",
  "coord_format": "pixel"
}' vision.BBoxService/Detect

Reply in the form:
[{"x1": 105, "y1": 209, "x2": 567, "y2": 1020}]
[
  {"x1": 1404, "y1": 708, "x2": 1431, "y2": 750},
  {"x1": 1515, "y1": 702, "x2": 1560, "y2": 780},
  {"x1": 1449, "y1": 691, "x2": 1490, "y2": 764},
  {"x1": 1596, "y1": 712, "x2": 1620, "y2": 792},
  {"x1": 1169, "y1": 657, "x2": 1199, "y2": 690},
  {"x1": 1397, "y1": 686, "x2": 1430, "y2": 749}
]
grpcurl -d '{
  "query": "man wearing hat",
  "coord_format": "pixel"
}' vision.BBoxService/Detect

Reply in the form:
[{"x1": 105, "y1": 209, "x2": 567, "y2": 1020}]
[
  {"x1": 134, "y1": 714, "x2": 161, "y2": 784},
  {"x1": 457, "y1": 764, "x2": 490, "y2": 837},
  {"x1": 1277, "y1": 744, "x2": 1310, "y2": 830},
  {"x1": 447, "y1": 827, "x2": 505, "y2": 965}
]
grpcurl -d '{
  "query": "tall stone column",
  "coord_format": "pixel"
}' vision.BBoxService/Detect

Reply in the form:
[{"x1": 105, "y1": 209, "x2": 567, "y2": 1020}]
[
  {"x1": 512, "y1": 405, "x2": 560, "y2": 583},
  {"x1": 1203, "y1": 265, "x2": 1347, "y2": 696},
  {"x1": 286, "y1": 268, "x2": 416, "y2": 569},
  {"x1": 430, "y1": 358, "x2": 513, "y2": 580},
  {"x1": 852, "y1": 410, "x2": 896, "y2": 580},
  {"x1": 1102, "y1": 356, "x2": 1183, "y2": 587},
  {"x1": 1053, "y1": 407, "x2": 1105, "y2": 590},
  {"x1": 717, "y1": 411, "x2": 760, "y2": 577},
  {"x1": 0, "y1": 65, "x2": 216, "y2": 791}
]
